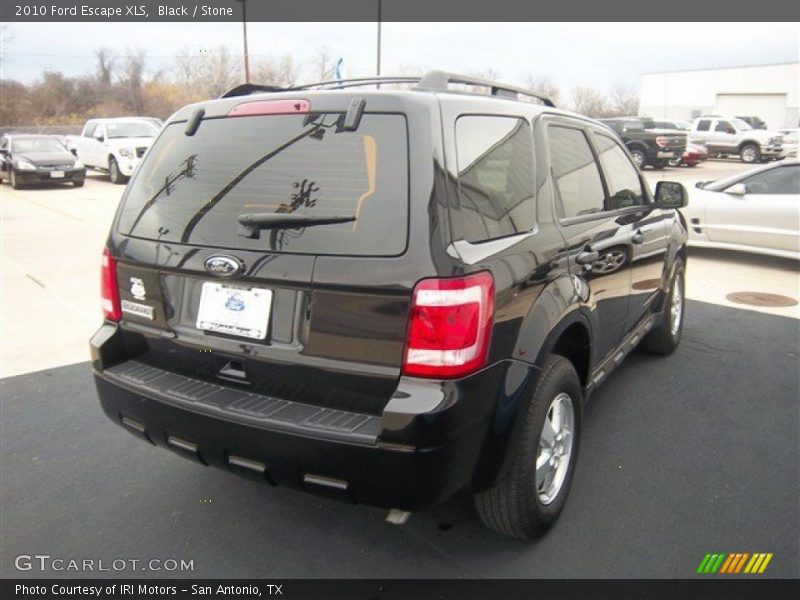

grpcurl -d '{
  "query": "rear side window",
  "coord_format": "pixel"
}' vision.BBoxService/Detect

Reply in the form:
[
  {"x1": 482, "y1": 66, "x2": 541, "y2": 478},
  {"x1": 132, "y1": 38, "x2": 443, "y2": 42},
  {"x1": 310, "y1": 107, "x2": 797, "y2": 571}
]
[
  {"x1": 696, "y1": 120, "x2": 711, "y2": 132},
  {"x1": 118, "y1": 113, "x2": 409, "y2": 256},
  {"x1": 455, "y1": 116, "x2": 535, "y2": 243},
  {"x1": 547, "y1": 126, "x2": 606, "y2": 218},
  {"x1": 592, "y1": 133, "x2": 646, "y2": 210}
]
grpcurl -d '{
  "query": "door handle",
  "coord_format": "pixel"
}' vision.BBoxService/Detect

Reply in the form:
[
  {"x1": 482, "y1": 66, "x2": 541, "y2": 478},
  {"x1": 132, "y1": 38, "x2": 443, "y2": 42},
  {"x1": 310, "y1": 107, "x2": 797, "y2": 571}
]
[
  {"x1": 576, "y1": 249, "x2": 599, "y2": 265},
  {"x1": 632, "y1": 230, "x2": 645, "y2": 245}
]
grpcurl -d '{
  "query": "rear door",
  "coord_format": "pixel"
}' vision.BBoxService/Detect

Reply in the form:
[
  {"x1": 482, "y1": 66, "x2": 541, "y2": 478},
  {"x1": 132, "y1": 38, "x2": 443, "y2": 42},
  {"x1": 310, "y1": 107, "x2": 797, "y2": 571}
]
[{"x1": 111, "y1": 99, "x2": 417, "y2": 414}]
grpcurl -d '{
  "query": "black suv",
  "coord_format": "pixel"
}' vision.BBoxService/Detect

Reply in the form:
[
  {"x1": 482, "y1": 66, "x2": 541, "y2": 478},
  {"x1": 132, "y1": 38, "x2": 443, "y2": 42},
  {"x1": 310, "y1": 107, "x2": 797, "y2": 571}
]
[
  {"x1": 91, "y1": 71, "x2": 688, "y2": 539},
  {"x1": 599, "y1": 117, "x2": 687, "y2": 169}
]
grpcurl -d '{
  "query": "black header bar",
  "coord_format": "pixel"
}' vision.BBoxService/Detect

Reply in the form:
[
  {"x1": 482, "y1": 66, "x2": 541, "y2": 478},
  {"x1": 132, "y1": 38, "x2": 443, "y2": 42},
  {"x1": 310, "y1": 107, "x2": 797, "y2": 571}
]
[{"x1": 2, "y1": 0, "x2": 798, "y2": 22}]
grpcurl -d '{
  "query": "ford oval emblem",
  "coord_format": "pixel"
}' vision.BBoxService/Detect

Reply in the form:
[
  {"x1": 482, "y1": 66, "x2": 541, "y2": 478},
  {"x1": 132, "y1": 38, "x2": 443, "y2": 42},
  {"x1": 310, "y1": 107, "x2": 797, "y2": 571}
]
[{"x1": 204, "y1": 255, "x2": 244, "y2": 278}]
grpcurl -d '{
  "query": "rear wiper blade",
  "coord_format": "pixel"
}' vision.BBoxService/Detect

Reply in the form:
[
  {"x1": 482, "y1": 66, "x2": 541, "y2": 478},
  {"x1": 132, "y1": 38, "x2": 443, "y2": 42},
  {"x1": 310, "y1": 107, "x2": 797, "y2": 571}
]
[{"x1": 237, "y1": 212, "x2": 355, "y2": 238}]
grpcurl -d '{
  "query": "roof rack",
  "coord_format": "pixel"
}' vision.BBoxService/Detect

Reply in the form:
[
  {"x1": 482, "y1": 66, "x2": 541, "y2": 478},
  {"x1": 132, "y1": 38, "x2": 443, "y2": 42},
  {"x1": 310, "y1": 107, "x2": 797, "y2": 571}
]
[
  {"x1": 220, "y1": 70, "x2": 555, "y2": 107},
  {"x1": 414, "y1": 71, "x2": 555, "y2": 107}
]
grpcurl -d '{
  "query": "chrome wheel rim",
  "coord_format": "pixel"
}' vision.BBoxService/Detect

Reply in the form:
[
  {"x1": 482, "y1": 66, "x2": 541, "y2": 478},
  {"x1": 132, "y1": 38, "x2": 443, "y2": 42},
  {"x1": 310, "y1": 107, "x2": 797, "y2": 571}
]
[
  {"x1": 741, "y1": 147, "x2": 757, "y2": 163},
  {"x1": 670, "y1": 275, "x2": 683, "y2": 337},
  {"x1": 536, "y1": 392, "x2": 575, "y2": 505},
  {"x1": 632, "y1": 152, "x2": 644, "y2": 167},
  {"x1": 593, "y1": 250, "x2": 626, "y2": 274}
]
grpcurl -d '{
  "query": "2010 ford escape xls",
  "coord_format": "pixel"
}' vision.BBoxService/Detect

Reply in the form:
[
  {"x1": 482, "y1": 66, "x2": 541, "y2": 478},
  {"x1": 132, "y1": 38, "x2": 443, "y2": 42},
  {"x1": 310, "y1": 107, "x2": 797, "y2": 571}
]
[{"x1": 91, "y1": 71, "x2": 689, "y2": 539}]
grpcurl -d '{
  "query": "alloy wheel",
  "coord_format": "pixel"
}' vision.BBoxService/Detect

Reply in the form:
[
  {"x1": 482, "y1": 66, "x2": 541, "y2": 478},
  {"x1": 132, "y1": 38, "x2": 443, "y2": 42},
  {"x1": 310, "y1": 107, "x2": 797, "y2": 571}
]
[{"x1": 536, "y1": 392, "x2": 575, "y2": 505}]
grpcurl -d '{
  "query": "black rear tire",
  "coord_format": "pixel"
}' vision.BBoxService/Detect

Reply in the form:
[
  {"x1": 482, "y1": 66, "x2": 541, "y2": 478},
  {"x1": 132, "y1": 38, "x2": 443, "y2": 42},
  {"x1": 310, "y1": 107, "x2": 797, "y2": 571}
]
[
  {"x1": 474, "y1": 355, "x2": 582, "y2": 539},
  {"x1": 109, "y1": 157, "x2": 127, "y2": 184},
  {"x1": 630, "y1": 148, "x2": 647, "y2": 169},
  {"x1": 72, "y1": 179, "x2": 85, "y2": 187},
  {"x1": 640, "y1": 257, "x2": 685, "y2": 355},
  {"x1": 740, "y1": 143, "x2": 760, "y2": 164},
  {"x1": 10, "y1": 170, "x2": 22, "y2": 189}
]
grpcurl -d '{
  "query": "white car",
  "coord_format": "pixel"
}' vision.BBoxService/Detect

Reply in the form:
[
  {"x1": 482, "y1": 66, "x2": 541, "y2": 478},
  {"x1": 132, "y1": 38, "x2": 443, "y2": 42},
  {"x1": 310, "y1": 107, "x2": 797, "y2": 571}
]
[
  {"x1": 67, "y1": 118, "x2": 160, "y2": 184},
  {"x1": 683, "y1": 160, "x2": 799, "y2": 260}
]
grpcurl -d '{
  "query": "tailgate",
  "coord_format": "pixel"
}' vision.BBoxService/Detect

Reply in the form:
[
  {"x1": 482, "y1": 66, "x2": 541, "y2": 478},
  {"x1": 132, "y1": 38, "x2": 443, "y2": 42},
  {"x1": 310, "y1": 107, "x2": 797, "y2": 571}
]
[{"x1": 108, "y1": 101, "x2": 415, "y2": 415}]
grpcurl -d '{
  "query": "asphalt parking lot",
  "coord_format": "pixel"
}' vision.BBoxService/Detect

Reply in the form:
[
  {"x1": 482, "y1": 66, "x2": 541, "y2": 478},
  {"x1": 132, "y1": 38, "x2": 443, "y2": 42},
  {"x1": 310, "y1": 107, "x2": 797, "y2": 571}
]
[{"x1": 1, "y1": 160, "x2": 799, "y2": 579}]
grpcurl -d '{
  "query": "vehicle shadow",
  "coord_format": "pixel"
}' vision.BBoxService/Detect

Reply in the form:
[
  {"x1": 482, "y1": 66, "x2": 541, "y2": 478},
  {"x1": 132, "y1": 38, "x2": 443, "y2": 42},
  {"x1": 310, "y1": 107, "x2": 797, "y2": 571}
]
[{"x1": 1, "y1": 300, "x2": 798, "y2": 579}]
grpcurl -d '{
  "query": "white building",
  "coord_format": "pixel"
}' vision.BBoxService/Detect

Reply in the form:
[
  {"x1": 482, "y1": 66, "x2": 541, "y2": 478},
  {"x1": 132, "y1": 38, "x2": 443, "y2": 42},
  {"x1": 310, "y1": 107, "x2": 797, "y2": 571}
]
[{"x1": 639, "y1": 62, "x2": 799, "y2": 130}]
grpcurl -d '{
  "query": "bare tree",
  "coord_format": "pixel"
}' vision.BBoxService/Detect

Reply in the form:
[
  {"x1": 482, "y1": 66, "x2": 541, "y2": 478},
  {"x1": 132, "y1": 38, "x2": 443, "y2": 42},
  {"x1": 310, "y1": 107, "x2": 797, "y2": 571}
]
[
  {"x1": 570, "y1": 86, "x2": 611, "y2": 118},
  {"x1": 95, "y1": 48, "x2": 115, "y2": 87},
  {"x1": 116, "y1": 49, "x2": 148, "y2": 114},
  {"x1": 252, "y1": 53, "x2": 300, "y2": 87},
  {"x1": 523, "y1": 74, "x2": 562, "y2": 107},
  {"x1": 174, "y1": 45, "x2": 241, "y2": 99},
  {"x1": 609, "y1": 81, "x2": 639, "y2": 117},
  {"x1": 310, "y1": 46, "x2": 336, "y2": 81}
]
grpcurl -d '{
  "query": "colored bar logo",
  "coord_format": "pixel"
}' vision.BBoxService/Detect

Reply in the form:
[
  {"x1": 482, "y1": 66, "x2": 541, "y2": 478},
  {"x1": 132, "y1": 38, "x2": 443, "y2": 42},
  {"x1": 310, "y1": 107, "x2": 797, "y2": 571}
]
[{"x1": 697, "y1": 553, "x2": 773, "y2": 574}]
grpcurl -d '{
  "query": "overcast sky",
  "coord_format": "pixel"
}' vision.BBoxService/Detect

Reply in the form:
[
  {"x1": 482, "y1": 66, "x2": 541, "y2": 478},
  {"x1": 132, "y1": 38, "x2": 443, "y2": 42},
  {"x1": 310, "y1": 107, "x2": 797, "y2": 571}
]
[{"x1": 1, "y1": 22, "x2": 798, "y2": 94}]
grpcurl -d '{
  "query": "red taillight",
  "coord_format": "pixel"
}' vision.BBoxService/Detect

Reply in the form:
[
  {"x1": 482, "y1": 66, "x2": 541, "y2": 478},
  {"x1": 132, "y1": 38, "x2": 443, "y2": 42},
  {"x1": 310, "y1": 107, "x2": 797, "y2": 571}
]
[
  {"x1": 655, "y1": 136, "x2": 670, "y2": 148},
  {"x1": 101, "y1": 248, "x2": 121, "y2": 321},
  {"x1": 402, "y1": 272, "x2": 494, "y2": 379},
  {"x1": 228, "y1": 99, "x2": 310, "y2": 117}
]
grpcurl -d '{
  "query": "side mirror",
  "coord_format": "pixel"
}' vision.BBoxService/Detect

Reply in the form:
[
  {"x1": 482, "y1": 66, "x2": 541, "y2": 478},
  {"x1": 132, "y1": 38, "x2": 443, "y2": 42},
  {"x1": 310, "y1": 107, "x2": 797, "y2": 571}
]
[
  {"x1": 725, "y1": 183, "x2": 747, "y2": 196},
  {"x1": 654, "y1": 181, "x2": 688, "y2": 209},
  {"x1": 695, "y1": 181, "x2": 706, "y2": 189},
  {"x1": 94, "y1": 134, "x2": 105, "y2": 143}
]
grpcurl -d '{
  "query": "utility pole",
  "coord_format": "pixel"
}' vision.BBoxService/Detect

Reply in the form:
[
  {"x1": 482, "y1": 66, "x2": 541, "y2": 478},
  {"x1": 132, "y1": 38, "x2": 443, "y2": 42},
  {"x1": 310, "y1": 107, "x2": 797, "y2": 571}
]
[
  {"x1": 236, "y1": 0, "x2": 250, "y2": 83},
  {"x1": 376, "y1": 0, "x2": 382, "y2": 77}
]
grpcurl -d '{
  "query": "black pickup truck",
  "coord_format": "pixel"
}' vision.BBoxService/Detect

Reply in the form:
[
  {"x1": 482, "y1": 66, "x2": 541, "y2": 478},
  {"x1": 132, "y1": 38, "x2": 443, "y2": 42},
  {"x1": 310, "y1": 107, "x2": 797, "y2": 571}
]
[{"x1": 599, "y1": 117, "x2": 687, "y2": 169}]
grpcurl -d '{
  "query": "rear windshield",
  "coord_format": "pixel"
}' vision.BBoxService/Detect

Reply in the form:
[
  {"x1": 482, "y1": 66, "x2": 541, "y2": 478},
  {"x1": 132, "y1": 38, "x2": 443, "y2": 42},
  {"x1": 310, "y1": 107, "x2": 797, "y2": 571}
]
[{"x1": 117, "y1": 113, "x2": 408, "y2": 256}]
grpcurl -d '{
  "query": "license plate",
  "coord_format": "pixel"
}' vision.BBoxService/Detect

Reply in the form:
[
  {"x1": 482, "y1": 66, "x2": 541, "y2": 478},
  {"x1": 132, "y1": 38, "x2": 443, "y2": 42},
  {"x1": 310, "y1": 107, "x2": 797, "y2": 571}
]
[
  {"x1": 50, "y1": 170, "x2": 65, "y2": 178},
  {"x1": 657, "y1": 151, "x2": 674, "y2": 158},
  {"x1": 196, "y1": 282, "x2": 272, "y2": 340}
]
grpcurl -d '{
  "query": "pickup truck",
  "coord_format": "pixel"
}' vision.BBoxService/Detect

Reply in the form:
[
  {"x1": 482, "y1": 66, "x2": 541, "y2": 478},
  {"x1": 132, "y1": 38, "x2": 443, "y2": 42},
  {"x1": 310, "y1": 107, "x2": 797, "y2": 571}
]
[
  {"x1": 67, "y1": 118, "x2": 160, "y2": 183},
  {"x1": 689, "y1": 117, "x2": 785, "y2": 164},
  {"x1": 598, "y1": 117, "x2": 687, "y2": 169}
]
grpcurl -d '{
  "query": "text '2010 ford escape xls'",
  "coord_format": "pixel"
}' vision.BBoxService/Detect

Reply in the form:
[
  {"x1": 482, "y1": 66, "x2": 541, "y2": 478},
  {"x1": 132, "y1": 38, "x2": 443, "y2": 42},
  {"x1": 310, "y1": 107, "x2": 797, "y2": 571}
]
[{"x1": 91, "y1": 71, "x2": 689, "y2": 539}]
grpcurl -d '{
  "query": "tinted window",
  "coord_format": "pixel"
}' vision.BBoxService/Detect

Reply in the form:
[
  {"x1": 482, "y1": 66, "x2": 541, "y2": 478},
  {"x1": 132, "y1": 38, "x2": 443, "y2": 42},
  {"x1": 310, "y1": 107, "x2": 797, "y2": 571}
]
[
  {"x1": 455, "y1": 116, "x2": 535, "y2": 243},
  {"x1": 118, "y1": 113, "x2": 409, "y2": 256},
  {"x1": 11, "y1": 137, "x2": 66, "y2": 153},
  {"x1": 696, "y1": 120, "x2": 711, "y2": 132},
  {"x1": 592, "y1": 133, "x2": 645, "y2": 210},
  {"x1": 740, "y1": 166, "x2": 800, "y2": 195},
  {"x1": 715, "y1": 120, "x2": 732, "y2": 132},
  {"x1": 547, "y1": 125, "x2": 606, "y2": 218},
  {"x1": 622, "y1": 119, "x2": 645, "y2": 132}
]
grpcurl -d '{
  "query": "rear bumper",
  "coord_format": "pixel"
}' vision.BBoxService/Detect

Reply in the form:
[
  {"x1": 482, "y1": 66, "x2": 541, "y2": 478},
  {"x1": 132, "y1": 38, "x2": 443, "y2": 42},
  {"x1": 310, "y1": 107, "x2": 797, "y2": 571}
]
[{"x1": 91, "y1": 324, "x2": 531, "y2": 510}]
